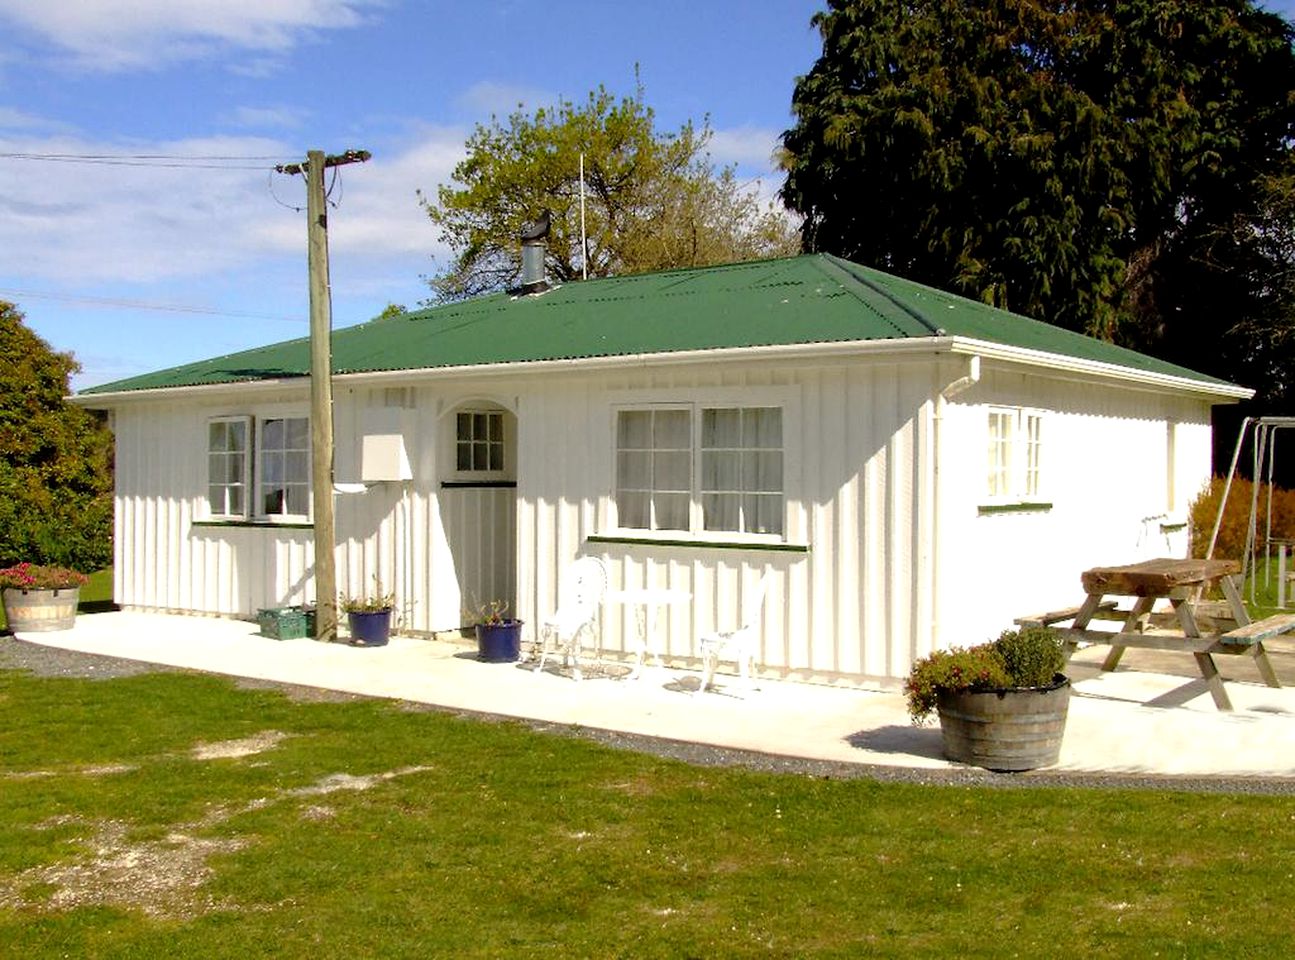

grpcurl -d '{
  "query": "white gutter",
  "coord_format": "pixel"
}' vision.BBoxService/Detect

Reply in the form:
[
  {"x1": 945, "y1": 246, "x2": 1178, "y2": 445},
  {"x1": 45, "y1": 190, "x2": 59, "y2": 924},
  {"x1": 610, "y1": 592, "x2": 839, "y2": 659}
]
[{"x1": 70, "y1": 334, "x2": 1252, "y2": 407}]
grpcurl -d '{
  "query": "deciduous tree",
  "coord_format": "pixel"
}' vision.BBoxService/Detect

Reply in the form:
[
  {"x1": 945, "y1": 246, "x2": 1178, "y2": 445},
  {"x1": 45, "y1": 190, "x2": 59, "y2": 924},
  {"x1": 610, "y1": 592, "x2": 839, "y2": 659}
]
[
  {"x1": 422, "y1": 83, "x2": 798, "y2": 301},
  {"x1": 0, "y1": 302, "x2": 113, "y2": 571}
]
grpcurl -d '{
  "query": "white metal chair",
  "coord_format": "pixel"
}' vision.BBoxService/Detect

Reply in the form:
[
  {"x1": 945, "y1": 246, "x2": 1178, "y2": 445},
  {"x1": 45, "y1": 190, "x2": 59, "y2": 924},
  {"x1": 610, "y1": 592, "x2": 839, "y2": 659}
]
[
  {"x1": 695, "y1": 573, "x2": 770, "y2": 696},
  {"x1": 534, "y1": 557, "x2": 608, "y2": 680}
]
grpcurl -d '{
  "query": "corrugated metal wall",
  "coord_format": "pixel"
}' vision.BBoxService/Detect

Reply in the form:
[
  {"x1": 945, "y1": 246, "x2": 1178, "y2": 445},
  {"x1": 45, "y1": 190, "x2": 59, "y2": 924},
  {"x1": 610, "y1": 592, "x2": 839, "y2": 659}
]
[{"x1": 107, "y1": 352, "x2": 1219, "y2": 685}]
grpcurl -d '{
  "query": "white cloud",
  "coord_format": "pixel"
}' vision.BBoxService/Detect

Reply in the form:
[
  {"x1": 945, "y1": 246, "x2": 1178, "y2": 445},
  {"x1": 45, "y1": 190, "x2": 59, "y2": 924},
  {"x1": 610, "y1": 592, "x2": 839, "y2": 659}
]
[
  {"x1": 0, "y1": 127, "x2": 465, "y2": 286},
  {"x1": 455, "y1": 80, "x2": 556, "y2": 119},
  {"x1": 0, "y1": 105, "x2": 74, "y2": 133},
  {"x1": 221, "y1": 105, "x2": 307, "y2": 131},
  {"x1": 707, "y1": 125, "x2": 782, "y2": 174},
  {"x1": 0, "y1": 0, "x2": 383, "y2": 71}
]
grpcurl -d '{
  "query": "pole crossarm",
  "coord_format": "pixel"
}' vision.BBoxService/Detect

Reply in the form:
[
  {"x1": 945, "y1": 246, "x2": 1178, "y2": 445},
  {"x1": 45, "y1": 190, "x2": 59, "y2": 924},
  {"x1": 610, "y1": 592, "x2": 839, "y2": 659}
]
[{"x1": 275, "y1": 149, "x2": 371, "y2": 177}]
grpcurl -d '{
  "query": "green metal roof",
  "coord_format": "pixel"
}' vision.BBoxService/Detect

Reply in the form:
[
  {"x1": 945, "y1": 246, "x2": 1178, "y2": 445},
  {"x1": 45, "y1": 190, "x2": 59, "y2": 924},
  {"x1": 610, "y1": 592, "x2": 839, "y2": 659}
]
[{"x1": 80, "y1": 252, "x2": 1236, "y2": 395}]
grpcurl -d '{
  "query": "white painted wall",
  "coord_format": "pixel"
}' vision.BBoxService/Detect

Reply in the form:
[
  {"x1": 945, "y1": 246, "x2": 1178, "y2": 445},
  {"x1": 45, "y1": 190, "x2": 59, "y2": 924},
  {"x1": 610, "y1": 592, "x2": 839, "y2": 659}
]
[{"x1": 104, "y1": 350, "x2": 1222, "y2": 685}]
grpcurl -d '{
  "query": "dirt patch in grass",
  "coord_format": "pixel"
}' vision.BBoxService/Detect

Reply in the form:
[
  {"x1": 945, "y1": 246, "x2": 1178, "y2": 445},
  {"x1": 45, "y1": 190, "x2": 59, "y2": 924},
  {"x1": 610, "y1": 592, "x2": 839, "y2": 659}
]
[
  {"x1": 191, "y1": 730, "x2": 290, "y2": 760},
  {"x1": 0, "y1": 819, "x2": 248, "y2": 919},
  {"x1": 286, "y1": 765, "x2": 434, "y2": 797}
]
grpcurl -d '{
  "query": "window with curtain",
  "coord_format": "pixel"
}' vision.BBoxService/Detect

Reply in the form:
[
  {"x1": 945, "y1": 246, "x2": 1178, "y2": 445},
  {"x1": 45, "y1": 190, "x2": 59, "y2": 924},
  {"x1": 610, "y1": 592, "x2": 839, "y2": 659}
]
[
  {"x1": 615, "y1": 405, "x2": 784, "y2": 537},
  {"x1": 259, "y1": 416, "x2": 310, "y2": 518},
  {"x1": 987, "y1": 407, "x2": 1043, "y2": 501},
  {"x1": 207, "y1": 417, "x2": 249, "y2": 518}
]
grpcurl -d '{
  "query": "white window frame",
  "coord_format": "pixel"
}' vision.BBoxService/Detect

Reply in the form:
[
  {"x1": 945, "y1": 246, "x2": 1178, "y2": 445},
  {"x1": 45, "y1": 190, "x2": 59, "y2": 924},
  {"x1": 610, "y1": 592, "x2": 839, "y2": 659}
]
[
  {"x1": 454, "y1": 409, "x2": 506, "y2": 477},
  {"x1": 612, "y1": 403, "x2": 786, "y2": 541},
  {"x1": 256, "y1": 415, "x2": 311, "y2": 521},
  {"x1": 207, "y1": 416, "x2": 251, "y2": 520},
  {"x1": 986, "y1": 406, "x2": 1044, "y2": 503}
]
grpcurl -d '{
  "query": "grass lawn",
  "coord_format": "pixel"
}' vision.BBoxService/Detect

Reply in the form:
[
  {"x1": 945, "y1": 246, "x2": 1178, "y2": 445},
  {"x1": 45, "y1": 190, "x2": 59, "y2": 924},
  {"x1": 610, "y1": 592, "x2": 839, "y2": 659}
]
[{"x1": 0, "y1": 668, "x2": 1292, "y2": 957}]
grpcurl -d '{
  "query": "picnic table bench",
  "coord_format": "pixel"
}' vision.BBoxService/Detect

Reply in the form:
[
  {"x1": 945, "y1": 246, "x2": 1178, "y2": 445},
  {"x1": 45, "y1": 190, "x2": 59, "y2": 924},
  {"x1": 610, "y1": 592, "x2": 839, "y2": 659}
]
[{"x1": 1016, "y1": 558, "x2": 1288, "y2": 711}]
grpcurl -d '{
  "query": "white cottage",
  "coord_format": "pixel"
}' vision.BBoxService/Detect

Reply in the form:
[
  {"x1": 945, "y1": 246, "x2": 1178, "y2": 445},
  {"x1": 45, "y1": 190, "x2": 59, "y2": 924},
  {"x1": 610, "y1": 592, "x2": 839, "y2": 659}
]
[{"x1": 76, "y1": 254, "x2": 1251, "y2": 686}]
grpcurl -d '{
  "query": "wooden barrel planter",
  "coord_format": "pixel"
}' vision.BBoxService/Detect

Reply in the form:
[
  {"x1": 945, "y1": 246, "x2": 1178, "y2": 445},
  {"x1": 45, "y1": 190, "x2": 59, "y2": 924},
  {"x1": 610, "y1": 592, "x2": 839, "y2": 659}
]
[
  {"x1": 2, "y1": 587, "x2": 80, "y2": 633},
  {"x1": 936, "y1": 675, "x2": 1070, "y2": 772}
]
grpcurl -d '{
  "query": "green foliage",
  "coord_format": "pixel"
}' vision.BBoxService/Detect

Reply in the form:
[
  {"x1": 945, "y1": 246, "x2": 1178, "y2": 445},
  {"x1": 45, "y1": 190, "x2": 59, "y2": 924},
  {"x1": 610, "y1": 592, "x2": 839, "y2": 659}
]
[
  {"x1": 421, "y1": 79, "x2": 799, "y2": 301},
  {"x1": 0, "y1": 303, "x2": 113, "y2": 571},
  {"x1": 3, "y1": 668, "x2": 1293, "y2": 955},
  {"x1": 338, "y1": 577, "x2": 394, "y2": 613},
  {"x1": 781, "y1": 0, "x2": 1295, "y2": 399},
  {"x1": 0, "y1": 563, "x2": 88, "y2": 590},
  {"x1": 1187, "y1": 475, "x2": 1295, "y2": 561},
  {"x1": 993, "y1": 625, "x2": 1065, "y2": 688},
  {"x1": 905, "y1": 627, "x2": 1063, "y2": 722}
]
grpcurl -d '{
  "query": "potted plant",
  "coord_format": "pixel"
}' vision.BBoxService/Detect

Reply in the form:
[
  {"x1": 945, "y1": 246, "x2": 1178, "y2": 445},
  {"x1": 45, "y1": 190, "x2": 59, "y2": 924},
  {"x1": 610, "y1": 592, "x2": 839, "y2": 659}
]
[
  {"x1": 905, "y1": 626, "x2": 1069, "y2": 772},
  {"x1": 0, "y1": 563, "x2": 89, "y2": 633},
  {"x1": 473, "y1": 600, "x2": 523, "y2": 663},
  {"x1": 339, "y1": 582, "x2": 395, "y2": 647}
]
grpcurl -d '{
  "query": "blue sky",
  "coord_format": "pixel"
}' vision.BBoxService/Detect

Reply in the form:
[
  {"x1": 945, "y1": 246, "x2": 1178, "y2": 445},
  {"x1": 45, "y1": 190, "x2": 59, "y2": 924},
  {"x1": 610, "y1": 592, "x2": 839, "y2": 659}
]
[
  {"x1": 2, "y1": 1, "x2": 1292, "y2": 391},
  {"x1": 0, "y1": 0, "x2": 825, "y2": 390}
]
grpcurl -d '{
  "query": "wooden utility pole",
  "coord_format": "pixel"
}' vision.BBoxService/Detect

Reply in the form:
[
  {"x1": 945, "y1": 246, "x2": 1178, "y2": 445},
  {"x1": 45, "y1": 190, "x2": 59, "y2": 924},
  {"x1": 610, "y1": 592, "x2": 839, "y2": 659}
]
[{"x1": 276, "y1": 149, "x2": 371, "y2": 641}]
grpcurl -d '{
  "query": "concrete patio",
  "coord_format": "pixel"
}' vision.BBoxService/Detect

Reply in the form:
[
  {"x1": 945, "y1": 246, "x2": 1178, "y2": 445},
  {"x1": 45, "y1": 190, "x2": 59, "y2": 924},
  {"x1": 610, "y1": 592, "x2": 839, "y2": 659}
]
[{"x1": 9, "y1": 610, "x2": 1295, "y2": 779}]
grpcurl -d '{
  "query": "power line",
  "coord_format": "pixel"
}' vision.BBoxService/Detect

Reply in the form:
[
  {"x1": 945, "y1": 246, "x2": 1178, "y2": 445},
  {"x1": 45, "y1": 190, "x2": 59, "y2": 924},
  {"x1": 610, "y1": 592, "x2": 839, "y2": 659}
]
[
  {"x1": 0, "y1": 288, "x2": 303, "y2": 323},
  {"x1": 0, "y1": 152, "x2": 290, "y2": 170}
]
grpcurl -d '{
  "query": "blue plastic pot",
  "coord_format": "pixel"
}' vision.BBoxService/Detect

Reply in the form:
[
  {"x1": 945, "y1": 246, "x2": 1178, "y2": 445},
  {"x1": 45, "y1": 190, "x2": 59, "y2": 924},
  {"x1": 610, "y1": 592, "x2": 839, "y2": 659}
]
[
  {"x1": 475, "y1": 620, "x2": 523, "y2": 662},
  {"x1": 347, "y1": 609, "x2": 392, "y2": 646}
]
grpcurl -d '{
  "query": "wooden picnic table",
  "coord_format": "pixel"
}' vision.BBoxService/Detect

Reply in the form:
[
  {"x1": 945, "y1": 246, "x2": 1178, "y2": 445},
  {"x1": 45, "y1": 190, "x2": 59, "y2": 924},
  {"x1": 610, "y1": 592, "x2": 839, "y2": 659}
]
[{"x1": 1017, "y1": 558, "x2": 1288, "y2": 711}]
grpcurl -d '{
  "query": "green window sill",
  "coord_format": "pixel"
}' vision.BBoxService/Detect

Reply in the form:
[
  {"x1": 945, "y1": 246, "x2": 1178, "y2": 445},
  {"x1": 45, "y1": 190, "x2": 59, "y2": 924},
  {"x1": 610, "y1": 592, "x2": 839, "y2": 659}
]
[
  {"x1": 587, "y1": 534, "x2": 809, "y2": 553},
  {"x1": 977, "y1": 502, "x2": 1053, "y2": 516},
  {"x1": 192, "y1": 519, "x2": 314, "y2": 530}
]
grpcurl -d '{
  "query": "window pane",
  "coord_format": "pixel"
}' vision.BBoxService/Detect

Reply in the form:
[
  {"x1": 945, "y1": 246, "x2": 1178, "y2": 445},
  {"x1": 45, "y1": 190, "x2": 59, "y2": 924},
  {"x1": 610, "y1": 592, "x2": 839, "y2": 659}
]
[
  {"x1": 472, "y1": 413, "x2": 487, "y2": 442},
  {"x1": 263, "y1": 452, "x2": 283, "y2": 484},
  {"x1": 702, "y1": 492, "x2": 740, "y2": 532},
  {"x1": 208, "y1": 485, "x2": 224, "y2": 512},
  {"x1": 488, "y1": 413, "x2": 503, "y2": 441},
  {"x1": 457, "y1": 443, "x2": 471, "y2": 471},
  {"x1": 702, "y1": 408, "x2": 741, "y2": 447},
  {"x1": 655, "y1": 451, "x2": 691, "y2": 491},
  {"x1": 745, "y1": 494, "x2": 784, "y2": 536},
  {"x1": 654, "y1": 410, "x2": 690, "y2": 448},
  {"x1": 744, "y1": 451, "x2": 783, "y2": 493},
  {"x1": 263, "y1": 418, "x2": 284, "y2": 448},
  {"x1": 457, "y1": 412, "x2": 471, "y2": 441},
  {"x1": 286, "y1": 484, "x2": 309, "y2": 516},
  {"x1": 617, "y1": 491, "x2": 650, "y2": 528},
  {"x1": 209, "y1": 422, "x2": 227, "y2": 452},
  {"x1": 228, "y1": 486, "x2": 243, "y2": 515},
  {"x1": 653, "y1": 492, "x2": 689, "y2": 531},
  {"x1": 618, "y1": 451, "x2": 651, "y2": 489},
  {"x1": 702, "y1": 451, "x2": 740, "y2": 491},
  {"x1": 286, "y1": 452, "x2": 309, "y2": 483},
  {"x1": 284, "y1": 418, "x2": 307, "y2": 449},
  {"x1": 230, "y1": 420, "x2": 246, "y2": 448},
  {"x1": 263, "y1": 486, "x2": 285, "y2": 515},
  {"x1": 745, "y1": 408, "x2": 782, "y2": 448},
  {"x1": 488, "y1": 443, "x2": 503, "y2": 471},
  {"x1": 472, "y1": 442, "x2": 488, "y2": 471},
  {"x1": 618, "y1": 410, "x2": 651, "y2": 448}
]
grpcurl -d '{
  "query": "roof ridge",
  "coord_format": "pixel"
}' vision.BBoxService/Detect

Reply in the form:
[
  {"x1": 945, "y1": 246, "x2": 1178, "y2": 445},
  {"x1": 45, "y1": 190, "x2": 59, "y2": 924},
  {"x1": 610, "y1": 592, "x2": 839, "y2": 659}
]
[{"x1": 815, "y1": 253, "x2": 946, "y2": 336}]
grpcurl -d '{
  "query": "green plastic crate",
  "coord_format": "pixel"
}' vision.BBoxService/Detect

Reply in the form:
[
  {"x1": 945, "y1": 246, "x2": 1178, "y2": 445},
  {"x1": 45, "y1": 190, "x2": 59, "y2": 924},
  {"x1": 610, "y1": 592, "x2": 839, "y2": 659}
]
[{"x1": 257, "y1": 607, "x2": 308, "y2": 640}]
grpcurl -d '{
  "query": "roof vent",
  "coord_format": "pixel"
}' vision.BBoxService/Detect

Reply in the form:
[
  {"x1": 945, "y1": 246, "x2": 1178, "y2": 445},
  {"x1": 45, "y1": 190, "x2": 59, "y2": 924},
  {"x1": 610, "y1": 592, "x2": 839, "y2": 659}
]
[{"x1": 519, "y1": 210, "x2": 551, "y2": 294}]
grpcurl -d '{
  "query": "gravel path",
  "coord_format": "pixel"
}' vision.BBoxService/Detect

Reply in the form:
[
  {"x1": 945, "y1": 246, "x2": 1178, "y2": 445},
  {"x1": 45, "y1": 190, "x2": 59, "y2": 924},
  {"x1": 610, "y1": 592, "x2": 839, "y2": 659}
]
[{"x1": 4, "y1": 635, "x2": 1294, "y2": 796}]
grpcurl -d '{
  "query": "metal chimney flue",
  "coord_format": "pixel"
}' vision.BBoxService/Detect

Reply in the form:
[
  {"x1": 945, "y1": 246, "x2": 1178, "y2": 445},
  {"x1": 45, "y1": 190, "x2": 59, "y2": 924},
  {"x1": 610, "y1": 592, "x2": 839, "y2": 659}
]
[{"x1": 519, "y1": 209, "x2": 551, "y2": 294}]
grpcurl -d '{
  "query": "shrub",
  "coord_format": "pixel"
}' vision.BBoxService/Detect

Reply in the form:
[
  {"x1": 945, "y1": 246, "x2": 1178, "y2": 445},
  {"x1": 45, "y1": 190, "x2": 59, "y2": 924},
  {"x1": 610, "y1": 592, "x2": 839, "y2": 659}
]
[
  {"x1": 1188, "y1": 475, "x2": 1295, "y2": 561},
  {"x1": 905, "y1": 627, "x2": 1064, "y2": 724}
]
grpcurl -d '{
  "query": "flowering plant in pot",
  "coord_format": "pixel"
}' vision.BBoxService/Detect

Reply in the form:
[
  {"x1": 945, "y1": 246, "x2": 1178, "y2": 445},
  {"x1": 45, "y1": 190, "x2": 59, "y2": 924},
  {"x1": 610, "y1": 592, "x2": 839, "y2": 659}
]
[
  {"x1": 472, "y1": 599, "x2": 523, "y2": 663},
  {"x1": 905, "y1": 626, "x2": 1069, "y2": 771},
  {"x1": 0, "y1": 563, "x2": 89, "y2": 633},
  {"x1": 339, "y1": 581, "x2": 395, "y2": 647}
]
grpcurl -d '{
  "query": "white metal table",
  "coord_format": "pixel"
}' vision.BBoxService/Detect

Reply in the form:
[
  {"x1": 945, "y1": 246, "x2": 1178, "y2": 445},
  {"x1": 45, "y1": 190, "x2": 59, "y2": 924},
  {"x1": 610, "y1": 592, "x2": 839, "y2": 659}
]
[{"x1": 604, "y1": 587, "x2": 691, "y2": 679}]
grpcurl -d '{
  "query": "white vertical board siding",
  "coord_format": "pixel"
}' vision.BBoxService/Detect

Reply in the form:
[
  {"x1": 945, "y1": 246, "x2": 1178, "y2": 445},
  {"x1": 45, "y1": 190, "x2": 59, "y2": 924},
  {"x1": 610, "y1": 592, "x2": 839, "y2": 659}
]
[
  {"x1": 932, "y1": 366, "x2": 1219, "y2": 654},
  {"x1": 512, "y1": 357, "x2": 933, "y2": 685}
]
